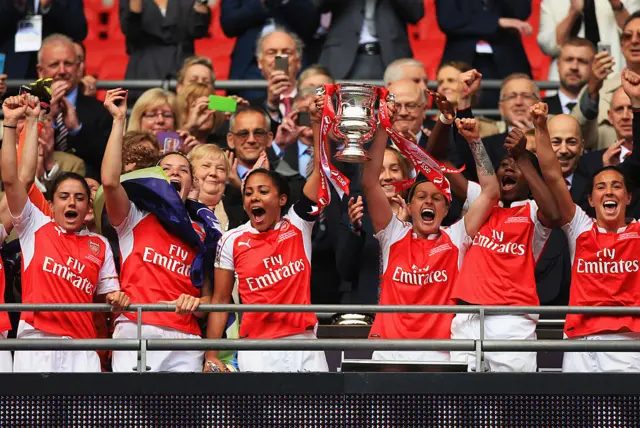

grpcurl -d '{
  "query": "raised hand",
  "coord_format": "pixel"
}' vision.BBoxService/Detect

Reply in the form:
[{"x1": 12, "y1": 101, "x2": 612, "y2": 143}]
[
  {"x1": 622, "y1": 68, "x2": 640, "y2": 108},
  {"x1": 266, "y1": 71, "x2": 291, "y2": 108},
  {"x1": 0, "y1": 74, "x2": 7, "y2": 98},
  {"x1": 274, "y1": 110, "x2": 300, "y2": 150},
  {"x1": 225, "y1": 150, "x2": 242, "y2": 189},
  {"x1": 588, "y1": 51, "x2": 615, "y2": 99},
  {"x1": 457, "y1": 69, "x2": 482, "y2": 110},
  {"x1": 2, "y1": 95, "x2": 28, "y2": 125},
  {"x1": 185, "y1": 96, "x2": 215, "y2": 134},
  {"x1": 529, "y1": 102, "x2": 549, "y2": 128},
  {"x1": 103, "y1": 88, "x2": 128, "y2": 120},
  {"x1": 347, "y1": 195, "x2": 364, "y2": 230},
  {"x1": 503, "y1": 128, "x2": 527, "y2": 160},
  {"x1": 428, "y1": 89, "x2": 455, "y2": 121},
  {"x1": 24, "y1": 94, "x2": 41, "y2": 119},
  {"x1": 455, "y1": 118, "x2": 480, "y2": 143},
  {"x1": 391, "y1": 194, "x2": 410, "y2": 222},
  {"x1": 311, "y1": 94, "x2": 324, "y2": 122},
  {"x1": 49, "y1": 80, "x2": 71, "y2": 118},
  {"x1": 602, "y1": 139, "x2": 624, "y2": 167},
  {"x1": 81, "y1": 75, "x2": 97, "y2": 97}
]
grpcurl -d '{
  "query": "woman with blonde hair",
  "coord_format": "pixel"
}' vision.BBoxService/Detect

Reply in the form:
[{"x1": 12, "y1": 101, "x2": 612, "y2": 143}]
[
  {"x1": 128, "y1": 88, "x2": 178, "y2": 134},
  {"x1": 177, "y1": 83, "x2": 225, "y2": 148}
]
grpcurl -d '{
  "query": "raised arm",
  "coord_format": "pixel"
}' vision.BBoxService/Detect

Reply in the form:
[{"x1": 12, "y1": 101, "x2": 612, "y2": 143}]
[
  {"x1": 504, "y1": 127, "x2": 560, "y2": 227},
  {"x1": 362, "y1": 123, "x2": 395, "y2": 233},
  {"x1": 531, "y1": 102, "x2": 576, "y2": 225},
  {"x1": 302, "y1": 95, "x2": 327, "y2": 203},
  {"x1": 101, "y1": 89, "x2": 131, "y2": 227},
  {"x1": 17, "y1": 102, "x2": 43, "y2": 191},
  {"x1": 1, "y1": 95, "x2": 37, "y2": 218},
  {"x1": 425, "y1": 90, "x2": 455, "y2": 160},
  {"x1": 456, "y1": 118, "x2": 500, "y2": 237},
  {"x1": 620, "y1": 68, "x2": 640, "y2": 187}
]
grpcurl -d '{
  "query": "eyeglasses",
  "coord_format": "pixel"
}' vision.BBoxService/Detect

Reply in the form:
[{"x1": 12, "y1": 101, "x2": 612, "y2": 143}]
[
  {"x1": 143, "y1": 111, "x2": 174, "y2": 120},
  {"x1": 622, "y1": 31, "x2": 640, "y2": 42},
  {"x1": 230, "y1": 129, "x2": 269, "y2": 141},
  {"x1": 500, "y1": 92, "x2": 539, "y2": 102},
  {"x1": 395, "y1": 103, "x2": 424, "y2": 113}
]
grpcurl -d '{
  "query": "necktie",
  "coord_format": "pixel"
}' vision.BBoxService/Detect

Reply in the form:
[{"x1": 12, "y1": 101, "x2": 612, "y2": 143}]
[
  {"x1": 282, "y1": 97, "x2": 293, "y2": 116},
  {"x1": 364, "y1": 0, "x2": 377, "y2": 37},
  {"x1": 571, "y1": 0, "x2": 600, "y2": 45},
  {"x1": 624, "y1": 151, "x2": 632, "y2": 160},
  {"x1": 304, "y1": 146, "x2": 314, "y2": 178},
  {"x1": 55, "y1": 113, "x2": 69, "y2": 152},
  {"x1": 565, "y1": 179, "x2": 571, "y2": 189},
  {"x1": 565, "y1": 102, "x2": 577, "y2": 113}
]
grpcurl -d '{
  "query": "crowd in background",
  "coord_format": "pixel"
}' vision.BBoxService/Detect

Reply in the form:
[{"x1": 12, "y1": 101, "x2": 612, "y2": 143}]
[{"x1": 0, "y1": 0, "x2": 639, "y2": 373}]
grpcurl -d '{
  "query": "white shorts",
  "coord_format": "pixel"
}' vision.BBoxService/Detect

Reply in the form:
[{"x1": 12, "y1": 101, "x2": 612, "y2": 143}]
[
  {"x1": 450, "y1": 313, "x2": 538, "y2": 372},
  {"x1": 0, "y1": 331, "x2": 12, "y2": 372},
  {"x1": 111, "y1": 320, "x2": 204, "y2": 372},
  {"x1": 238, "y1": 330, "x2": 329, "y2": 373},
  {"x1": 372, "y1": 350, "x2": 450, "y2": 363},
  {"x1": 13, "y1": 321, "x2": 101, "y2": 373},
  {"x1": 562, "y1": 332, "x2": 640, "y2": 372}
]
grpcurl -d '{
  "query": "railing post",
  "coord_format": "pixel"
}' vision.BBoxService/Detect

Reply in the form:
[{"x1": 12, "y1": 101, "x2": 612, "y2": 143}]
[
  {"x1": 136, "y1": 307, "x2": 147, "y2": 373},
  {"x1": 476, "y1": 308, "x2": 485, "y2": 372}
]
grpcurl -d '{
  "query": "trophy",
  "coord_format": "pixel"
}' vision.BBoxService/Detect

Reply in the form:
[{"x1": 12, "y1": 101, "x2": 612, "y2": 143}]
[{"x1": 319, "y1": 83, "x2": 393, "y2": 163}]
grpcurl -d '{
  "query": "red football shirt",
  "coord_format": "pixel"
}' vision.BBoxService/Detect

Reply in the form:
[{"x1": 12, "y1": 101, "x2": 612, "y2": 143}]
[
  {"x1": 0, "y1": 225, "x2": 10, "y2": 333},
  {"x1": 13, "y1": 200, "x2": 120, "y2": 338},
  {"x1": 563, "y1": 207, "x2": 640, "y2": 338},
  {"x1": 454, "y1": 182, "x2": 550, "y2": 306},
  {"x1": 369, "y1": 215, "x2": 471, "y2": 340},
  {"x1": 116, "y1": 202, "x2": 204, "y2": 335},
  {"x1": 215, "y1": 201, "x2": 317, "y2": 339}
]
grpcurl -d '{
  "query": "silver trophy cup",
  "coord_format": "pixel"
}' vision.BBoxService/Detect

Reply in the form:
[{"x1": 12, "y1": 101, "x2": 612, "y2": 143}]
[{"x1": 331, "y1": 83, "x2": 378, "y2": 163}]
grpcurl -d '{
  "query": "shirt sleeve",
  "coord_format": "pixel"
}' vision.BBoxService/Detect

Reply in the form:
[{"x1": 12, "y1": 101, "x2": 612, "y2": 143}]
[
  {"x1": 528, "y1": 200, "x2": 552, "y2": 262},
  {"x1": 215, "y1": 229, "x2": 238, "y2": 271},
  {"x1": 561, "y1": 205, "x2": 594, "y2": 264},
  {"x1": 288, "y1": 194, "x2": 316, "y2": 235},
  {"x1": 11, "y1": 199, "x2": 53, "y2": 269},
  {"x1": 462, "y1": 181, "x2": 482, "y2": 212},
  {"x1": 374, "y1": 215, "x2": 411, "y2": 273},
  {"x1": 443, "y1": 218, "x2": 472, "y2": 270},
  {"x1": 113, "y1": 201, "x2": 146, "y2": 236},
  {"x1": 95, "y1": 236, "x2": 120, "y2": 295},
  {"x1": 28, "y1": 184, "x2": 53, "y2": 217}
]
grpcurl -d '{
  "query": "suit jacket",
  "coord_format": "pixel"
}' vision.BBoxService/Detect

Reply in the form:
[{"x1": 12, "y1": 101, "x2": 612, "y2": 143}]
[
  {"x1": 119, "y1": 0, "x2": 210, "y2": 80},
  {"x1": 220, "y1": 0, "x2": 320, "y2": 100},
  {"x1": 435, "y1": 0, "x2": 531, "y2": 77},
  {"x1": 0, "y1": 0, "x2": 87, "y2": 79},
  {"x1": 571, "y1": 73, "x2": 619, "y2": 151},
  {"x1": 543, "y1": 94, "x2": 563, "y2": 116},
  {"x1": 58, "y1": 93, "x2": 113, "y2": 179},
  {"x1": 315, "y1": 0, "x2": 424, "y2": 79},
  {"x1": 53, "y1": 152, "x2": 86, "y2": 176}
]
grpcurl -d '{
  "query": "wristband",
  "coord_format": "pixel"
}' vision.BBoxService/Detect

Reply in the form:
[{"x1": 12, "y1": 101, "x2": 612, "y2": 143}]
[
  {"x1": 348, "y1": 222, "x2": 361, "y2": 233},
  {"x1": 439, "y1": 113, "x2": 454, "y2": 125},
  {"x1": 2, "y1": 125, "x2": 17, "y2": 129}
]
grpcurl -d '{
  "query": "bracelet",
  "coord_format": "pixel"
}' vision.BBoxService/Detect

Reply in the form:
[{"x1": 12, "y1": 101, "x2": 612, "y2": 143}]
[
  {"x1": 2, "y1": 125, "x2": 17, "y2": 129},
  {"x1": 612, "y1": 1, "x2": 624, "y2": 11},
  {"x1": 439, "y1": 113, "x2": 454, "y2": 125}
]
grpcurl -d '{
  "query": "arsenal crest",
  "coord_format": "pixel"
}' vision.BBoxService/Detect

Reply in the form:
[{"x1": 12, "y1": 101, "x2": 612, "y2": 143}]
[{"x1": 88, "y1": 240, "x2": 100, "y2": 255}]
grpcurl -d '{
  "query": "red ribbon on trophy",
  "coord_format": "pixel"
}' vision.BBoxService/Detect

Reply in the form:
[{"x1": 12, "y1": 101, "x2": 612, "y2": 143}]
[
  {"x1": 377, "y1": 86, "x2": 462, "y2": 201},
  {"x1": 315, "y1": 84, "x2": 351, "y2": 215}
]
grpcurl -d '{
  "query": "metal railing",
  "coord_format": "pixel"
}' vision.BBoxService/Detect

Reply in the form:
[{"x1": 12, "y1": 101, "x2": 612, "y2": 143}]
[{"x1": 1, "y1": 303, "x2": 639, "y2": 373}]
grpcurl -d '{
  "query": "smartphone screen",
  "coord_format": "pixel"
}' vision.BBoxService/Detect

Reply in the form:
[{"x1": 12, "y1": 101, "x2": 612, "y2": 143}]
[
  {"x1": 208, "y1": 95, "x2": 237, "y2": 113},
  {"x1": 156, "y1": 131, "x2": 184, "y2": 153},
  {"x1": 275, "y1": 55, "x2": 289, "y2": 72},
  {"x1": 297, "y1": 111, "x2": 311, "y2": 127}
]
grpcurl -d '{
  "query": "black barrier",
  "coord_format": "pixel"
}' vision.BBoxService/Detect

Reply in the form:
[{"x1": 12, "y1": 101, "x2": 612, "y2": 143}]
[{"x1": 1, "y1": 373, "x2": 639, "y2": 426}]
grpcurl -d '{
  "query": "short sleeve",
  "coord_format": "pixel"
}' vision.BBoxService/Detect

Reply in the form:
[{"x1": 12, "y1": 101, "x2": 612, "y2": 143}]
[
  {"x1": 286, "y1": 194, "x2": 316, "y2": 240},
  {"x1": 11, "y1": 198, "x2": 50, "y2": 237},
  {"x1": 443, "y1": 219, "x2": 472, "y2": 270},
  {"x1": 528, "y1": 200, "x2": 552, "y2": 261},
  {"x1": 373, "y1": 215, "x2": 411, "y2": 273},
  {"x1": 462, "y1": 181, "x2": 482, "y2": 212},
  {"x1": 113, "y1": 201, "x2": 147, "y2": 235},
  {"x1": 215, "y1": 229, "x2": 239, "y2": 271},
  {"x1": 96, "y1": 237, "x2": 120, "y2": 295},
  {"x1": 562, "y1": 205, "x2": 594, "y2": 264}
]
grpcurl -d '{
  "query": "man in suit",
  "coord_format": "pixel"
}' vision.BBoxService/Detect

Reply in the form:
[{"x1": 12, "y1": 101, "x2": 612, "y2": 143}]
[
  {"x1": 315, "y1": 0, "x2": 424, "y2": 80},
  {"x1": 0, "y1": 0, "x2": 87, "y2": 80},
  {"x1": 37, "y1": 34, "x2": 112, "y2": 178},
  {"x1": 435, "y1": 0, "x2": 532, "y2": 110},
  {"x1": 220, "y1": 0, "x2": 320, "y2": 101},
  {"x1": 543, "y1": 38, "x2": 595, "y2": 115}
]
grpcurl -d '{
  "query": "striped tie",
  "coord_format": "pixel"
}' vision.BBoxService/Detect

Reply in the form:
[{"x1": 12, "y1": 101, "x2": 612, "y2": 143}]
[
  {"x1": 55, "y1": 113, "x2": 69, "y2": 152},
  {"x1": 305, "y1": 146, "x2": 314, "y2": 178}
]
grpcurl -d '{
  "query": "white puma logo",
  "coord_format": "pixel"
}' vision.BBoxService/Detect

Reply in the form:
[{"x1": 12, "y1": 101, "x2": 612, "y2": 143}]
[{"x1": 238, "y1": 239, "x2": 251, "y2": 249}]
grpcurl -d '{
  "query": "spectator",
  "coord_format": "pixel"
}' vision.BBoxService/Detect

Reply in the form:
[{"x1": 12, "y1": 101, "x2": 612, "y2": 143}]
[
  {"x1": 102, "y1": 88, "x2": 214, "y2": 373},
  {"x1": 187, "y1": 144, "x2": 230, "y2": 232},
  {"x1": 176, "y1": 56, "x2": 215, "y2": 94},
  {"x1": 383, "y1": 59, "x2": 429, "y2": 95},
  {"x1": 37, "y1": 34, "x2": 112, "y2": 178},
  {"x1": 223, "y1": 106, "x2": 304, "y2": 229},
  {"x1": 297, "y1": 64, "x2": 334, "y2": 92},
  {"x1": 316, "y1": 1, "x2": 424, "y2": 80},
  {"x1": 0, "y1": 0, "x2": 87, "y2": 79},
  {"x1": 543, "y1": 38, "x2": 595, "y2": 115},
  {"x1": 538, "y1": 0, "x2": 640, "y2": 83},
  {"x1": 176, "y1": 82, "x2": 225, "y2": 147},
  {"x1": 121, "y1": 131, "x2": 160, "y2": 173},
  {"x1": 254, "y1": 28, "x2": 303, "y2": 127},
  {"x1": 455, "y1": 71, "x2": 540, "y2": 181},
  {"x1": 119, "y1": 0, "x2": 211, "y2": 81},
  {"x1": 572, "y1": 11, "x2": 640, "y2": 150},
  {"x1": 220, "y1": 0, "x2": 320, "y2": 100},
  {"x1": 436, "y1": 0, "x2": 533, "y2": 110},
  {"x1": 128, "y1": 88, "x2": 177, "y2": 134},
  {"x1": 387, "y1": 80, "x2": 428, "y2": 148},
  {"x1": 73, "y1": 42, "x2": 97, "y2": 98}
]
